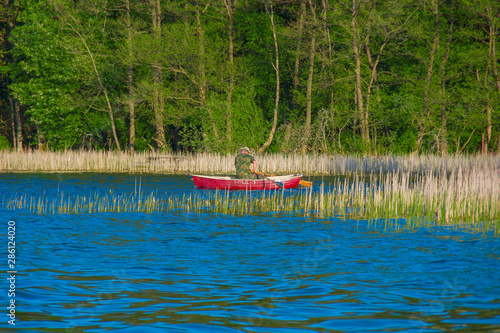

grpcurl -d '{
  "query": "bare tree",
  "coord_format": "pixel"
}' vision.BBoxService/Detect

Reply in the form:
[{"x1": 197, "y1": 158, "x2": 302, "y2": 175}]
[
  {"x1": 150, "y1": 0, "x2": 167, "y2": 151},
  {"x1": 478, "y1": 0, "x2": 500, "y2": 152},
  {"x1": 124, "y1": 0, "x2": 136, "y2": 152},
  {"x1": 337, "y1": 0, "x2": 370, "y2": 149},
  {"x1": 301, "y1": 0, "x2": 318, "y2": 154},
  {"x1": 11, "y1": 98, "x2": 22, "y2": 151},
  {"x1": 439, "y1": 8, "x2": 453, "y2": 155},
  {"x1": 338, "y1": 0, "x2": 411, "y2": 153},
  {"x1": 223, "y1": 0, "x2": 237, "y2": 144},
  {"x1": 195, "y1": 0, "x2": 220, "y2": 144},
  {"x1": 283, "y1": 0, "x2": 306, "y2": 149},
  {"x1": 53, "y1": 2, "x2": 122, "y2": 151},
  {"x1": 414, "y1": 0, "x2": 440, "y2": 154},
  {"x1": 258, "y1": 0, "x2": 280, "y2": 154}
]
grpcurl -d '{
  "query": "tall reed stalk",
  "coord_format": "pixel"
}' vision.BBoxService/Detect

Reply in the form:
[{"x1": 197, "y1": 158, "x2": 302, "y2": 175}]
[
  {"x1": 1, "y1": 150, "x2": 499, "y2": 175},
  {"x1": 6, "y1": 164, "x2": 500, "y2": 234},
  {"x1": 3, "y1": 150, "x2": 499, "y2": 233}
]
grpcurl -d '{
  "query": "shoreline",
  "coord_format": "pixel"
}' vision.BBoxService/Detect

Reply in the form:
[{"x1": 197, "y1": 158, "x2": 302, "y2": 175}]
[{"x1": 1, "y1": 150, "x2": 499, "y2": 175}]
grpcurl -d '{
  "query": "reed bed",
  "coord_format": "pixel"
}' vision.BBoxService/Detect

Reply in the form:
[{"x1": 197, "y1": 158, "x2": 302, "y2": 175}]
[
  {"x1": 0, "y1": 150, "x2": 499, "y2": 175},
  {"x1": 5, "y1": 165, "x2": 500, "y2": 234}
]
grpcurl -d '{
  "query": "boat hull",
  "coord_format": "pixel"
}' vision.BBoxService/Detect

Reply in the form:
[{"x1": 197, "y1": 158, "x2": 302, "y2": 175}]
[{"x1": 191, "y1": 174, "x2": 302, "y2": 190}]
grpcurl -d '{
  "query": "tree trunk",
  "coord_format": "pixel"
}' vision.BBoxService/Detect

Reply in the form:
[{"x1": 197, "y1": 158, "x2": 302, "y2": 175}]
[
  {"x1": 38, "y1": 127, "x2": 46, "y2": 150},
  {"x1": 9, "y1": 97, "x2": 16, "y2": 151},
  {"x1": 365, "y1": 38, "x2": 377, "y2": 88},
  {"x1": 440, "y1": 12, "x2": 453, "y2": 156},
  {"x1": 477, "y1": 3, "x2": 500, "y2": 153},
  {"x1": 486, "y1": 16, "x2": 498, "y2": 151},
  {"x1": 292, "y1": 0, "x2": 306, "y2": 114},
  {"x1": 320, "y1": 0, "x2": 334, "y2": 110},
  {"x1": 195, "y1": 1, "x2": 219, "y2": 144},
  {"x1": 415, "y1": 0, "x2": 439, "y2": 154},
  {"x1": 126, "y1": 0, "x2": 136, "y2": 152},
  {"x1": 258, "y1": 0, "x2": 280, "y2": 154},
  {"x1": 363, "y1": 36, "x2": 387, "y2": 152},
  {"x1": 103, "y1": 90, "x2": 121, "y2": 150},
  {"x1": 350, "y1": 0, "x2": 367, "y2": 147},
  {"x1": 486, "y1": 104, "x2": 491, "y2": 151},
  {"x1": 302, "y1": 32, "x2": 315, "y2": 154},
  {"x1": 285, "y1": 0, "x2": 306, "y2": 142},
  {"x1": 498, "y1": 130, "x2": 500, "y2": 154},
  {"x1": 58, "y1": 9, "x2": 122, "y2": 151},
  {"x1": 365, "y1": 35, "x2": 388, "y2": 110},
  {"x1": 151, "y1": 0, "x2": 166, "y2": 151},
  {"x1": 301, "y1": 0, "x2": 317, "y2": 154},
  {"x1": 13, "y1": 98, "x2": 22, "y2": 151},
  {"x1": 490, "y1": 16, "x2": 500, "y2": 106},
  {"x1": 223, "y1": 0, "x2": 236, "y2": 145}
]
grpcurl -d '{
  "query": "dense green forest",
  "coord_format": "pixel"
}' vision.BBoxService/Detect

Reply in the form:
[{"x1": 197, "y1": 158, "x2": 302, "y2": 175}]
[{"x1": 0, "y1": 0, "x2": 499, "y2": 154}]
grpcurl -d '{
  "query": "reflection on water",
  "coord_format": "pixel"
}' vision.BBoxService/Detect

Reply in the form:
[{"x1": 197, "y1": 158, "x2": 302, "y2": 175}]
[{"x1": 1, "y1": 173, "x2": 499, "y2": 332}]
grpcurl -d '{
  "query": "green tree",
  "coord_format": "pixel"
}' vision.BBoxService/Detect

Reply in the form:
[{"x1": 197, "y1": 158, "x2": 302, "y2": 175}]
[
  {"x1": 1, "y1": 0, "x2": 22, "y2": 150},
  {"x1": 52, "y1": 0, "x2": 122, "y2": 150},
  {"x1": 9, "y1": 1, "x2": 85, "y2": 149}
]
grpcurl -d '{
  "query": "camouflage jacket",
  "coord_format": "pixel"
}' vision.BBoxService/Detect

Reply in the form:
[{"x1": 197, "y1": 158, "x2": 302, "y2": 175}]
[{"x1": 234, "y1": 153, "x2": 256, "y2": 179}]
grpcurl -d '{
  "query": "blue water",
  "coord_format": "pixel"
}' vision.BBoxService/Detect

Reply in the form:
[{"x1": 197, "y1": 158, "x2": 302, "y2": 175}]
[{"x1": 1, "y1": 173, "x2": 499, "y2": 332}]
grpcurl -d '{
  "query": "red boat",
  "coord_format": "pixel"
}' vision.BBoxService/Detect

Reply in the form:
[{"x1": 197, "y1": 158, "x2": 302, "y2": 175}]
[{"x1": 191, "y1": 174, "x2": 303, "y2": 190}]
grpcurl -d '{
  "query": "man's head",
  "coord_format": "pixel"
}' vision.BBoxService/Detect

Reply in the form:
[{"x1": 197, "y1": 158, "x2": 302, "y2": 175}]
[{"x1": 240, "y1": 147, "x2": 250, "y2": 154}]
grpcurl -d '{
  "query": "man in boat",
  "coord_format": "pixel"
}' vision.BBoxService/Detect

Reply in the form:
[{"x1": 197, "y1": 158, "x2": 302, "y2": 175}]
[{"x1": 235, "y1": 147, "x2": 259, "y2": 179}]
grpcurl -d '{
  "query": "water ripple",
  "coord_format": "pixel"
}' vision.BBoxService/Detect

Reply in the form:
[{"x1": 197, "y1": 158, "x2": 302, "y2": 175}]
[{"x1": 1, "y1": 173, "x2": 499, "y2": 332}]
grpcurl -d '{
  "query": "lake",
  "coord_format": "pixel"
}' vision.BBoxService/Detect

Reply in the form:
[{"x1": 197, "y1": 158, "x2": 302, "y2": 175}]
[{"x1": 1, "y1": 173, "x2": 499, "y2": 332}]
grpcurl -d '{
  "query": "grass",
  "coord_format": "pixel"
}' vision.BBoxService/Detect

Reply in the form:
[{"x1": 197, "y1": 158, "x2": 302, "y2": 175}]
[
  {"x1": 5, "y1": 162, "x2": 500, "y2": 234},
  {"x1": 1, "y1": 149, "x2": 499, "y2": 175},
  {"x1": 3, "y1": 150, "x2": 498, "y2": 233}
]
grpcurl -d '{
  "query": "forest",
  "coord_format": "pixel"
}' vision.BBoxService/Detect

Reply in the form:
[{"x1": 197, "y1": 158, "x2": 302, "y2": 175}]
[{"x1": 0, "y1": 0, "x2": 499, "y2": 155}]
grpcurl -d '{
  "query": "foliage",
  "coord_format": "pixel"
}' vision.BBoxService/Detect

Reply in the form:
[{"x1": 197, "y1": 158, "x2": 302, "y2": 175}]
[
  {"x1": 9, "y1": 4, "x2": 84, "y2": 149},
  {"x1": 0, "y1": 135, "x2": 10, "y2": 150},
  {"x1": 0, "y1": 0, "x2": 498, "y2": 154}
]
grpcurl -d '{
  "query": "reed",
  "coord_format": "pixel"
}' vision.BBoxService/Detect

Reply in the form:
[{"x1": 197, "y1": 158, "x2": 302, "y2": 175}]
[
  {"x1": 15, "y1": 191, "x2": 162, "y2": 215},
  {"x1": 1, "y1": 149, "x2": 499, "y2": 176},
  {"x1": 3, "y1": 150, "x2": 498, "y2": 233},
  {"x1": 5, "y1": 164, "x2": 500, "y2": 234}
]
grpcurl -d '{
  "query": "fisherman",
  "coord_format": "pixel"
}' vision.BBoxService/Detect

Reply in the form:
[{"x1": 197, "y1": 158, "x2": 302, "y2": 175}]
[{"x1": 234, "y1": 147, "x2": 258, "y2": 179}]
